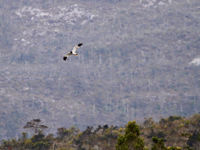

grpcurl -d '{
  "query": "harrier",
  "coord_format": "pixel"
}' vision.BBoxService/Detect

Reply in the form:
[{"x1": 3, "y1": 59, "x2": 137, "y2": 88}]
[{"x1": 63, "y1": 43, "x2": 83, "y2": 61}]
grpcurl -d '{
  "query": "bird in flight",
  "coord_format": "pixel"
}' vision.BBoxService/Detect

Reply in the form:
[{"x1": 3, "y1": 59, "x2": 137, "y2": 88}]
[{"x1": 63, "y1": 43, "x2": 83, "y2": 61}]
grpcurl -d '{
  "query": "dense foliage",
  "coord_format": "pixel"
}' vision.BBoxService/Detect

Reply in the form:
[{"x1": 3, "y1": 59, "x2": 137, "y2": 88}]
[
  {"x1": 116, "y1": 121, "x2": 145, "y2": 150},
  {"x1": 0, "y1": 114, "x2": 200, "y2": 150}
]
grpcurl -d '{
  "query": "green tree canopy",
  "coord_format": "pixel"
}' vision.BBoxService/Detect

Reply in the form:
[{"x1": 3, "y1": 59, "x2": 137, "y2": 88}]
[
  {"x1": 151, "y1": 137, "x2": 167, "y2": 150},
  {"x1": 116, "y1": 121, "x2": 145, "y2": 150}
]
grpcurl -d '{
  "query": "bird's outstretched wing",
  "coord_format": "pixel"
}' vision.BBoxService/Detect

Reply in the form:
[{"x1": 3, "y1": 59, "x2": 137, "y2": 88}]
[
  {"x1": 63, "y1": 52, "x2": 72, "y2": 61},
  {"x1": 72, "y1": 43, "x2": 83, "y2": 54}
]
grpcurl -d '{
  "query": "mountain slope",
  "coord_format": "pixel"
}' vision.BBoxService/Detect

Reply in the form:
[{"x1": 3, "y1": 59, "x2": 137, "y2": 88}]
[{"x1": 0, "y1": 0, "x2": 200, "y2": 140}]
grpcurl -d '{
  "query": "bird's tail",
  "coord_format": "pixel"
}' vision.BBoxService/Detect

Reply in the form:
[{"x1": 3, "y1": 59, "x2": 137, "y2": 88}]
[{"x1": 63, "y1": 56, "x2": 67, "y2": 61}]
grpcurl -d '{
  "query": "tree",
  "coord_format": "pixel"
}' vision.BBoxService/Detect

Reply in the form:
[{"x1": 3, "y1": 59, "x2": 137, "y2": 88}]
[
  {"x1": 24, "y1": 119, "x2": 48, "y2": 134},
  {"x1": 30, "y1": 131, "x2": 52, "y2": 150},
  {"x1": 187, "y1": 130, "x2": 200, "y2": 150},
  {"x1": 116, "y1": 121, "x2": 145, "y2": 150},
  {"x1": 22, "y1": 119, "x2": 51, "y2": 150},
  {"x1": 151, "y1": 137, "x2": 167, "y2": 150},
  {"x1": 57, "y1": 126, "x2": 79, "y2": 139}
]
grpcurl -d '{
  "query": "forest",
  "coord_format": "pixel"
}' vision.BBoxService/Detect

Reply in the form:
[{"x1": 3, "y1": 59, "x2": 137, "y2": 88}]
[
  {"x1": 0, "y1": 114, "x2": 200, "y2": 150},
  {"x1": 0, "y1": 0, "x2": 200, "y2": 148}
]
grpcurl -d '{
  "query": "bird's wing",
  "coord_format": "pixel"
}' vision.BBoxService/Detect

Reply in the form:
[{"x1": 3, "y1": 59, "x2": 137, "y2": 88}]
[
  {"x1": 72, "y1": 43, "x2": 83, "y2": 53},
  {"x1": 64, "y1": 51, "x2": 72, "y2": 57},
  {"x1": 63, "y1": 51, "x2": 72, "y2": 60}
]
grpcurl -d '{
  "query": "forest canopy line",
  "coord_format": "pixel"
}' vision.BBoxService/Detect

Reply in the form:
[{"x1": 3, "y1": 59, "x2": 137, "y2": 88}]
[{"x1": 0, "y1": 114, "x2": 200, "y2": 150}]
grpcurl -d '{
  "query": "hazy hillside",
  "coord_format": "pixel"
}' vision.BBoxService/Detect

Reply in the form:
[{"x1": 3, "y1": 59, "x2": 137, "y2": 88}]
[{"x1": 0, "y1": 0, "x2": 200, "y2": 140}]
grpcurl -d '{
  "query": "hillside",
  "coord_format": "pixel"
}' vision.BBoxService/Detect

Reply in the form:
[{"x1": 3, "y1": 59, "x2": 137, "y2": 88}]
[{"x1": 0, "y1": 0, "x2": 200, "y2": 140}]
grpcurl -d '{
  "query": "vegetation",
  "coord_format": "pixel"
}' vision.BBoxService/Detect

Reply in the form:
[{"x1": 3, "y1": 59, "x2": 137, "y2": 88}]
[
  {"x1": 0, "y1": 114, "x2": 200, "y2": 150},
  {"x1": 24, "y1": 119, "x2": 48, "y2": 134},
  {"x1": 116, "y1": 121, "x2": 144, "y2": 150},
  {"x1": 151, "y1": 137, "x2": 167, "y2": 150}
]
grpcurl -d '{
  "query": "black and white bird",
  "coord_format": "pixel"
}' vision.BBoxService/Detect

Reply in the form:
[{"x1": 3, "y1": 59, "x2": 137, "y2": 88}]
[{"x1": 63, "y1": 43, "x2": 83, "y2": 61}]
